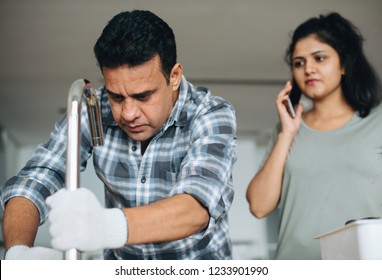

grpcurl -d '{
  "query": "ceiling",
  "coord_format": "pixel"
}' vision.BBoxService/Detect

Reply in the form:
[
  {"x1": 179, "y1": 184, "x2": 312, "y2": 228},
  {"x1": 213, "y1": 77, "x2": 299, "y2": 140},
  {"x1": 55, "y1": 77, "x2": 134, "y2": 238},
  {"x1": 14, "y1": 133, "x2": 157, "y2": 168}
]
[{"x1": 1, "y1": 0, "x2": 382, "y2": 146}]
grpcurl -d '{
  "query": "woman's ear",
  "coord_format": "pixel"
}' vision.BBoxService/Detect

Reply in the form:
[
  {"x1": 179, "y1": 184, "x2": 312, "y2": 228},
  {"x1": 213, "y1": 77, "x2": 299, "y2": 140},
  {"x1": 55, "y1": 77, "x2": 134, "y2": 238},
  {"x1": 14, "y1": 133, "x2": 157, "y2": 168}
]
[{"x1": 341, "y1": 66, "x2": 346, "y2": 75}]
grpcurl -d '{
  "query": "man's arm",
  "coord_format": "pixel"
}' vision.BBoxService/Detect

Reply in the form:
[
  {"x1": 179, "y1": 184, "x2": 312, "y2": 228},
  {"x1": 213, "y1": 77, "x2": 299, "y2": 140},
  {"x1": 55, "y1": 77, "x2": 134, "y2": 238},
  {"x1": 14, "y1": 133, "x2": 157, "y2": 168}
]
[
  {"x1": 46, "y1": 189, "x2": 210, "y2": 251},
  {"x1": 124, "y1": 193, "x2": 210, "y2": 245},
  {"x1": 3, "y1": 197, "x2": 40, "y2": 249}
]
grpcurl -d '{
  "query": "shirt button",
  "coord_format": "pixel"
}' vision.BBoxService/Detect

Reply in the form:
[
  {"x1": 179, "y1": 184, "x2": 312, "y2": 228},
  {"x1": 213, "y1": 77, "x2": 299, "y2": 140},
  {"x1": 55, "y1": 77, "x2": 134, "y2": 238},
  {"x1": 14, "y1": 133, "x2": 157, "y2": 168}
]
[
  {"x1": 131, "y1": 145, "x2": 137, "y2": 151},
  {"x1": 141, "y1": 176, "x2": 146, "y2": 183}
]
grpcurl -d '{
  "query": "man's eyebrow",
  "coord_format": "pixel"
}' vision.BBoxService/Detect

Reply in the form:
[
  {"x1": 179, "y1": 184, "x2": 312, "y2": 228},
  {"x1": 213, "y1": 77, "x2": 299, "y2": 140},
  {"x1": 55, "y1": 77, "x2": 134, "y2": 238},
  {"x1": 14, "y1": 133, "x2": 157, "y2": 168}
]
[
  {"x1": 106, "y1": 88, "x2": 156, "y2": 97},
  {"x1": 133, "y1": 89, "x2": 156, "y2": 98},
  {"x1": 106, "y1": 88, "x2": 120, "y2": 96}
]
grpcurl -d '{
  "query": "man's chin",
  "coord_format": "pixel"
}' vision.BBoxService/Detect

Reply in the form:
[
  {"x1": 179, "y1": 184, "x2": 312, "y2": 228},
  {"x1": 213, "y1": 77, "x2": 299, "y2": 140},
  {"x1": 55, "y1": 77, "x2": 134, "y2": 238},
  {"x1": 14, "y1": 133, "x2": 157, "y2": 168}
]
[{"x1": 125, "y1": 131, "x2": 152, "y2": 142}]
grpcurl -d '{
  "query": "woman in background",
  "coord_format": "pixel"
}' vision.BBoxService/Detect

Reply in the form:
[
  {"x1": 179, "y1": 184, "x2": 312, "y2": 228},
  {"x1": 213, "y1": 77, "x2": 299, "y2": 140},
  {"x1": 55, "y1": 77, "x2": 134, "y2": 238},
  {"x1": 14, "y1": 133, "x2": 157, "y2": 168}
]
[{"x1": 246, "y1": 12, "x2": 382, "y2": 259}]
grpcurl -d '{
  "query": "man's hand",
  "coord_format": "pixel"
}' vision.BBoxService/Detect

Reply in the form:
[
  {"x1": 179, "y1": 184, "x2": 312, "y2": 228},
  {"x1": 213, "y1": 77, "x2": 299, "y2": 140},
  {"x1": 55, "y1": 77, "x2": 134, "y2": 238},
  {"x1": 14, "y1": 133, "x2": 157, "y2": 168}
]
[
  {"x1": 5, "y1": 245, "x2": 63, "y2": 260},
  {"x1": 46, "y1": 188, "x2": 128, "y2": 252}
]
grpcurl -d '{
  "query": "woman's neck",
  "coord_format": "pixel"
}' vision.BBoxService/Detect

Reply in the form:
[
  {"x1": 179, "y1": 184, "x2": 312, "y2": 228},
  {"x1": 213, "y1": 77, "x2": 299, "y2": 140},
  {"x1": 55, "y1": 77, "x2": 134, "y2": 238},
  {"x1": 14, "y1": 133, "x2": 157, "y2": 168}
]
[{"x1": 303, "y1": 94, "x2": 355, "y2": 131}]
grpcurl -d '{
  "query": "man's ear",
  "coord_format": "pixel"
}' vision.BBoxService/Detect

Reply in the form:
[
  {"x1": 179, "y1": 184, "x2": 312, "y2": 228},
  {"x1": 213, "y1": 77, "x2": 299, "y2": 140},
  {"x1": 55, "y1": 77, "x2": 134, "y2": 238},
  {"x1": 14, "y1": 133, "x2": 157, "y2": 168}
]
[{"x1": 170, "y1": 63, "x2": 183, "y2": 91}]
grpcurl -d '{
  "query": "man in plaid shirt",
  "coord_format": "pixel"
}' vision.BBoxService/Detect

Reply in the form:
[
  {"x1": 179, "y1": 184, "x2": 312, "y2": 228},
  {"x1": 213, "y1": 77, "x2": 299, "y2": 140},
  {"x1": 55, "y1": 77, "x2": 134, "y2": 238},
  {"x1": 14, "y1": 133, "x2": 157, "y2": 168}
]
[{"x1": 1, "y1": 10, "x2": 237, "y2": 260}]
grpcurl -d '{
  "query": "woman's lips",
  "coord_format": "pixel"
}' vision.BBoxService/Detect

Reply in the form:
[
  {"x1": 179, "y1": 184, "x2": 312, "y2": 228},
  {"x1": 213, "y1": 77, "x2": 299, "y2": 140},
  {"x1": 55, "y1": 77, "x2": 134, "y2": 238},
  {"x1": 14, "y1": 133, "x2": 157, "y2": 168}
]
[{"x1": 306, "y1": 79, "x2": 319, "y2": 85}]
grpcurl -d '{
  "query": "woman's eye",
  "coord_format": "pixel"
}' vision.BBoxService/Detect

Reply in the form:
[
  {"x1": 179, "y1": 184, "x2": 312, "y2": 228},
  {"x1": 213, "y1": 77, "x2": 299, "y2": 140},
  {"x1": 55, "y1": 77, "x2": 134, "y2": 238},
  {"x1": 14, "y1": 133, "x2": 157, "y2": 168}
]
[
  {"x1": 315, "y1": 56, "x2": 326, "y2": 62},
  {"x1": 293, "y1": 60, "x2": 304, "y2": 68}
]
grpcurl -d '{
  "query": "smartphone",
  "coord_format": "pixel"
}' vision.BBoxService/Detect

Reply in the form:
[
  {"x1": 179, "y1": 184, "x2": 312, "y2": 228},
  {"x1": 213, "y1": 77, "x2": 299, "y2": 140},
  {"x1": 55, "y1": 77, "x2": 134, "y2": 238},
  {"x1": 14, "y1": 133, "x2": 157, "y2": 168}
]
[
  {"x1": 285, "y1": 97, "x2": 296, "y2": 118},
  {"x1": 285, "y1": 80, "x2": 301, "y2": 118}
]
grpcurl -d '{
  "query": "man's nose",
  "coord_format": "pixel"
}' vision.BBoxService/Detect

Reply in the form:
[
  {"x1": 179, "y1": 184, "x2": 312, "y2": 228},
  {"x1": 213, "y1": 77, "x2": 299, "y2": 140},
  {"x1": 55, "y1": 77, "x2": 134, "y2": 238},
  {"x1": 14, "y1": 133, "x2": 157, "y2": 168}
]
[{"x1": 122, "y1": 99, "x2": 140, "y2": 122}]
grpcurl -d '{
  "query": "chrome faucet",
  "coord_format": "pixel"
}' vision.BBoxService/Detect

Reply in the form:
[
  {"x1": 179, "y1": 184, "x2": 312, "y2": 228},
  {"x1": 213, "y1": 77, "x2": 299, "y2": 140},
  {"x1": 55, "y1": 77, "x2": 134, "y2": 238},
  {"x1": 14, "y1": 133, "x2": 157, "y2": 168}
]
[{"x1": 65, "y1": 79, "x2": 104, "y2": 260}]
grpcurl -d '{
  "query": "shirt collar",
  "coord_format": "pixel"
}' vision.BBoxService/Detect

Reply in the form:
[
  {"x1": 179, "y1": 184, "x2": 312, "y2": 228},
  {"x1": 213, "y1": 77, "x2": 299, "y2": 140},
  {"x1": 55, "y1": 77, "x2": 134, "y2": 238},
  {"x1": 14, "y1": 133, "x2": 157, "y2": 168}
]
[{"x1": 164, "y1": 75, "x2": 189, "y2": 128}]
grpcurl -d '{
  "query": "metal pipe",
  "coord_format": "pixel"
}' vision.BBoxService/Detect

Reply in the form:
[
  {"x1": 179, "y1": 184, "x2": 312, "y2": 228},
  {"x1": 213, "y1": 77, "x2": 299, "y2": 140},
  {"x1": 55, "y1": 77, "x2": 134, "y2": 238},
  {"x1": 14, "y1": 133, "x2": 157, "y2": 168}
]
[
  {"x1": 65, "y1": 79, "x2": 103, "y2": 260},
  {"x1": 83, "y1": 80, "x2": 104, "y2": 146}
]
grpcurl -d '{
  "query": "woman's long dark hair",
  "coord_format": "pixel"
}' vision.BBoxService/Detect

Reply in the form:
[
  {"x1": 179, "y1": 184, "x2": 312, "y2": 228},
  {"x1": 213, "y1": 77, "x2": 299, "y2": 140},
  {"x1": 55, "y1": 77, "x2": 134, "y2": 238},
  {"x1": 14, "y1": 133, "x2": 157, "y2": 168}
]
[{"x1": 285, "y1": 12, "x2": 382, "y2": 117}]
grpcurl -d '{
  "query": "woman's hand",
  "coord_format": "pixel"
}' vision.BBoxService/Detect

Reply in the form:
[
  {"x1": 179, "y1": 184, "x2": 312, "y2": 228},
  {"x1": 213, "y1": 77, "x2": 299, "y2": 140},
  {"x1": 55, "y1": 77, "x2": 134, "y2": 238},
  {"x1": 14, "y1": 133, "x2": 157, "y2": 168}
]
[{"x1": 276, "y1": 81, "x2": 303, "y2": 137}]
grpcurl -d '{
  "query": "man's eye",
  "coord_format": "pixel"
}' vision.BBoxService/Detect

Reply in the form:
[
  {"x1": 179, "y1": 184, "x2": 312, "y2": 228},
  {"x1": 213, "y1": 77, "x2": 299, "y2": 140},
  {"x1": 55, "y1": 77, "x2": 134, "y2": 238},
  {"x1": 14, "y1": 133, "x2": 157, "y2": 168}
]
[
  {"x1": 136, "y1": 95, "x2": 150, "y2": 102},
  {"x1": 134, "y1": 91, "x2": 153, "y2": 102},
  {"x1": 110, "y1": 94, "x2": 124, "y2": 102}
]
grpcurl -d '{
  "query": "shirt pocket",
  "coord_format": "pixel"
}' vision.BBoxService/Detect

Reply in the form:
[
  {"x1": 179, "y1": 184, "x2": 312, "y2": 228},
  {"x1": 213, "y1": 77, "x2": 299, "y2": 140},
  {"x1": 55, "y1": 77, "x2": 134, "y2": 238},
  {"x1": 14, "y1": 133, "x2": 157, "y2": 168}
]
[{"x1": 151, "y1": 167, "x2": 178, "y2": 199}]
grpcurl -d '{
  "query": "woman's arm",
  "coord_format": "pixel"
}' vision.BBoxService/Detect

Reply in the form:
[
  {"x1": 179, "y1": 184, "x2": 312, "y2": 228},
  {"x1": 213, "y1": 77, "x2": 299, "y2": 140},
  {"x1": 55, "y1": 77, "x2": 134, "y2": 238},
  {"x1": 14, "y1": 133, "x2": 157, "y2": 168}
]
[
  {"x1": 246, "y1": 132, "x2": 294, "y2": 218},
  {"x1": 246, "y1": 81, "x2": 303, "y2": 218}
]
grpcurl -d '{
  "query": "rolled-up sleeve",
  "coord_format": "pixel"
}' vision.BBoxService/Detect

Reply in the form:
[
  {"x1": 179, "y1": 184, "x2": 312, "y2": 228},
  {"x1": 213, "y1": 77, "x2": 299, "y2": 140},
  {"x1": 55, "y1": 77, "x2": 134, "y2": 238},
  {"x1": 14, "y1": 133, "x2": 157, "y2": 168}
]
[
  {"x1": 170, "y1": 98, "x2": 237, "y2": 237},
  {"x1": 0, "y1": 109, "x2": 93, "y2": 224}
]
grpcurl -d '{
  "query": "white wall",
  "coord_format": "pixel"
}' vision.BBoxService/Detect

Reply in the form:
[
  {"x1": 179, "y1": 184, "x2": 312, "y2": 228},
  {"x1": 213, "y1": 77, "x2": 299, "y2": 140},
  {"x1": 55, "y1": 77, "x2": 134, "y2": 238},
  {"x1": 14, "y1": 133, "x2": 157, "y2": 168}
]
[
  {"x1": 0, "y1": 128, "x2": 18, "y2": 231},
  {"x1": 0, "y1": 128, "x2": 18, "y2": 181},
  {"x1": 0, "y1": 128, "x2": 21, "y2": 258}
]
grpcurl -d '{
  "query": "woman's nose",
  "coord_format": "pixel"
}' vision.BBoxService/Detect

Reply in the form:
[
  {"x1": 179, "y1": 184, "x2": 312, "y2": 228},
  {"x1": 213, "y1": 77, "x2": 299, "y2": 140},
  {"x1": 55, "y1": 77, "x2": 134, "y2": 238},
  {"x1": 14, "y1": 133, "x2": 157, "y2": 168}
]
[{"x1": 304, "y1": 59, "x2": 315, "y2": 74}]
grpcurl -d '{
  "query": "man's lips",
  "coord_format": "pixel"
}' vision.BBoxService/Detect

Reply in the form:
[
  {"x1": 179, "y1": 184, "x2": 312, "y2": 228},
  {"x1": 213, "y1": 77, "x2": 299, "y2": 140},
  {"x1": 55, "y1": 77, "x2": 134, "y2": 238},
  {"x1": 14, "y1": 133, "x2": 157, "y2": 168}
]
[{"x1": 125, "y1": 124, "x2": 145, "y2": 132}]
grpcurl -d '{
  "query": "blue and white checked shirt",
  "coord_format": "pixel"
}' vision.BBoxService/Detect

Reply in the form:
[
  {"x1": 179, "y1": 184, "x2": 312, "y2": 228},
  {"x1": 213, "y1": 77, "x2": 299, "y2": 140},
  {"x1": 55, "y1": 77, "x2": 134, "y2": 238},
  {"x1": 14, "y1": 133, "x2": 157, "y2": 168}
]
[{"x1": 1, "y1": 76, "x2": 237, "y2": 259}]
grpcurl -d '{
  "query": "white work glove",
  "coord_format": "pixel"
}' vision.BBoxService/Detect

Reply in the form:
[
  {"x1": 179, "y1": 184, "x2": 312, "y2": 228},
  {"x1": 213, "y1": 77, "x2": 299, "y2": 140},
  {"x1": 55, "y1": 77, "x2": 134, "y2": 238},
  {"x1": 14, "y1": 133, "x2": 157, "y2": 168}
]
[
  {"x1": 5, "y1": 245, "x2": 63, "y2": 260},
  {"x1": 46, "y1": 188, "x2": 128, "y2": 252}
]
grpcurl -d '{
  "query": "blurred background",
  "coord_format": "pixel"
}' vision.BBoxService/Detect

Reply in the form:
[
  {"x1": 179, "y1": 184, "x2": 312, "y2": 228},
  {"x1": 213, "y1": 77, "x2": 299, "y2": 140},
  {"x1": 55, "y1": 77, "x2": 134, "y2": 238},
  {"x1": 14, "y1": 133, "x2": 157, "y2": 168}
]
[{"x1": 1, "y1": 0, "x2": 381, "y2": 259}]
